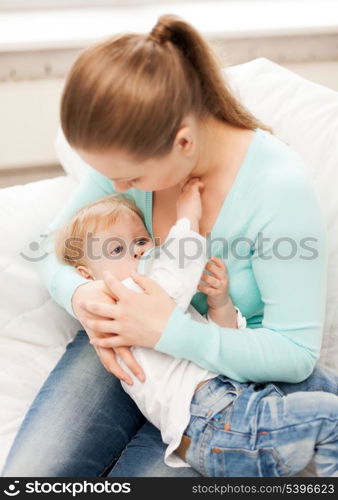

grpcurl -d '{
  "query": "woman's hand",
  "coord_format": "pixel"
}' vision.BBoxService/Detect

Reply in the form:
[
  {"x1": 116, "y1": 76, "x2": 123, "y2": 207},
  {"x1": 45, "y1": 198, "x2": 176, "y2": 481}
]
[
  {"x1": 93, "y1": 344, "x2": 145, "y2": 385},
  {"x1": 84, "y1": 270, "x2": 176, "y2": 350},
  {"x1": 72, "y1": 280, "x2": 145, "y2": 384}
]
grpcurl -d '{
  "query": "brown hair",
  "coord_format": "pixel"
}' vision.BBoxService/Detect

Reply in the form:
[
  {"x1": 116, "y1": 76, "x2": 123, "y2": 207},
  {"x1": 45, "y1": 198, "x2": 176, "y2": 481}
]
[
  {"x1": 53, "y1": 194, "x2": 146, "y2": 268},
  {"x1": 60, "y1": 14, "x2": 273, "y2": 161}
]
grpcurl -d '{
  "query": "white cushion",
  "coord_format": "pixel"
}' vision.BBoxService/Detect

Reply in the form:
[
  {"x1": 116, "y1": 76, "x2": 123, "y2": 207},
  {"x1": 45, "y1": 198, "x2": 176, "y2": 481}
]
[
  {"x1": 1, "y1": 57, "x2": 337, "y2": 475},
  {"x1": 0, "y1": 176, "x2": 81, "y2": 470},
  {"x1": 55, "y1": 127, "x2": 90, "y2": 183}
]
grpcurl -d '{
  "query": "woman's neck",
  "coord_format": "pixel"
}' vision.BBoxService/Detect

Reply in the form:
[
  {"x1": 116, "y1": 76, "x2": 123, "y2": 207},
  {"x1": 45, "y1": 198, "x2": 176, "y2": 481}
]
[{"x1": 190, "y1": 117, "x2": 250, "y2": 184}]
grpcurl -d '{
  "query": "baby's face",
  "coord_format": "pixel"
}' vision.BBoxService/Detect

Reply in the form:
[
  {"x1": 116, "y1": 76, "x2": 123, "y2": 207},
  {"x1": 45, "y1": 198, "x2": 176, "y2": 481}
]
[{"x1": 78, "y1": 212, "x2": 154, "y2": 281}]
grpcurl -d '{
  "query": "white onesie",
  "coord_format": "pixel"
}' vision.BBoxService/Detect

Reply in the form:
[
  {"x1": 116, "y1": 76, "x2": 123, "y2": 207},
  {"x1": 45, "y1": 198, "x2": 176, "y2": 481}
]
[{"x1": 118, "y1": 217, "x2": 246, "y2": 467}]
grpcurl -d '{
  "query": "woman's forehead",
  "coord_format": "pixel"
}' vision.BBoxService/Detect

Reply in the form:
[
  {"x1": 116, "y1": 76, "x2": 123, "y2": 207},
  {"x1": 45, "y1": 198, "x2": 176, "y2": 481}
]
[{"x1": 78, "y1": 148, "x2": 145, "y2": 174}]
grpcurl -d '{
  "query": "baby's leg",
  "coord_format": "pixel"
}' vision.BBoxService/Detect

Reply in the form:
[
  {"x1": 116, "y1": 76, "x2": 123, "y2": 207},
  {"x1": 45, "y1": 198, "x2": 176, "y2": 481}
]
[
  {"x1": 253, "y1": 388, "x2": 338, "y2": 477},
  {"x1": 186, "y1": 382, "x2": 338, "y2": 477}
]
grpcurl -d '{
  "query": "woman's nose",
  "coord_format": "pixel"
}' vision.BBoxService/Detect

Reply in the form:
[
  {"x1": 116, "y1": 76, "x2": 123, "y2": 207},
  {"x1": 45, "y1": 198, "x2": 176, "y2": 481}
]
[{"x1": 114, "y1": 181, "x2": 130, "y2": 192}]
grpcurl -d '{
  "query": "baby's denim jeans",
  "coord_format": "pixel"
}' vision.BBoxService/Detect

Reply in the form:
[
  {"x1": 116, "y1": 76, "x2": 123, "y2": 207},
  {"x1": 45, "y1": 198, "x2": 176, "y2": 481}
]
[{"x1": 183, "y1": 365, "x2": 338, "y2": 477}]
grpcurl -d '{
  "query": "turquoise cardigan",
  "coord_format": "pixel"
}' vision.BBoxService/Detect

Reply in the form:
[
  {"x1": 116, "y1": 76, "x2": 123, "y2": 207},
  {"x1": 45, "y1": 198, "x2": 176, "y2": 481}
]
[{"x1": 40, "y1": 129, "x2": 328, "y2": 383}]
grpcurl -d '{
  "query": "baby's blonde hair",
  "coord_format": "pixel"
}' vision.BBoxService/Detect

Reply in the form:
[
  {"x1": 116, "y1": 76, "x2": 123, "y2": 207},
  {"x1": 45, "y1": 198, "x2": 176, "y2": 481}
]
[{"x1": 54, "y1": 194, "x2": 145, "y2": 268}]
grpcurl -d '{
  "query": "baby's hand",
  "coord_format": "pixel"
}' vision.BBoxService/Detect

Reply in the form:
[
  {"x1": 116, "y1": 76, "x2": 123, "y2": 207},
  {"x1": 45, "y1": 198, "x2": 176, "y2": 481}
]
[
  {"x1": 198, "y1": 256, "x2": 230, "y2": 309},
  {"x1": 176, "y1": 177, "x2": 204, "y2": 230}
]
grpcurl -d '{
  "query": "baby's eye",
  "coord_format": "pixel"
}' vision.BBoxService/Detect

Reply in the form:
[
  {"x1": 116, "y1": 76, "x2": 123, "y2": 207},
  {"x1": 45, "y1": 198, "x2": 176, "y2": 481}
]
[
  {"x1": 136, "y1": 238, "x2": 149, "y2": 246},
  {"x1": 111, "y1": 246, "x2": 123, "y2": 255}
]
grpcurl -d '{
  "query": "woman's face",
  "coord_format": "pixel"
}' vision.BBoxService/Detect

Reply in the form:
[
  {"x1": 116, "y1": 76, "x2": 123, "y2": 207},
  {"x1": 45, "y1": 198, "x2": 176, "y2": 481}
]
[{"x1": 77, "y1": 118, "x2": 199, "y2": 192}]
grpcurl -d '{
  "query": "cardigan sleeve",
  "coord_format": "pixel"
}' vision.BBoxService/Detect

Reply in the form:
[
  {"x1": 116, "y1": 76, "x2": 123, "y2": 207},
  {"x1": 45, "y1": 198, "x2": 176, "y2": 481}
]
[
  {"x1": 38, "y1": 168, "x2": 115, "y2": 318},
  {"x1": 154, "y1": 168, "x2": 328, "y2": 383}
]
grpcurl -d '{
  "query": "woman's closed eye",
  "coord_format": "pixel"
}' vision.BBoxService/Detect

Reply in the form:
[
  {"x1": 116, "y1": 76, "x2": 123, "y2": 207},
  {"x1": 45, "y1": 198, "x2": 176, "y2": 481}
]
[{"x1": 130, "y1": 178, "x2": 141, "y2": 185}]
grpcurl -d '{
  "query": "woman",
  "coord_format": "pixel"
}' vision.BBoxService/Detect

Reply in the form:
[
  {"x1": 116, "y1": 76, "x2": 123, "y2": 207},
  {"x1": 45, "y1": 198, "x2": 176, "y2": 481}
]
[{"x1": 2, "y1": 14, "x2": 335, "y2": 477}]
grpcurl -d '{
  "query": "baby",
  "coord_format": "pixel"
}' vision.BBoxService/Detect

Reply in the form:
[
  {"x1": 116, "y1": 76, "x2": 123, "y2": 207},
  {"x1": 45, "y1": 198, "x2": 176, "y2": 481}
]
[
  {"x1": 54, "y1": 177, "x2": 246, "y2": 469},
  {"x1": 55, "y1": 178, "x2": 241, "y2": 328}
]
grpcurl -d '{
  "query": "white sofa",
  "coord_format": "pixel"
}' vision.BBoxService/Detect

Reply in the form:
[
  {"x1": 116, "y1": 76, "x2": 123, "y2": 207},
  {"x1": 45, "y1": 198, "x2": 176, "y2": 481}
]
[{"x1": 1, "y1": 57, "x2": 337, "y2": 476}]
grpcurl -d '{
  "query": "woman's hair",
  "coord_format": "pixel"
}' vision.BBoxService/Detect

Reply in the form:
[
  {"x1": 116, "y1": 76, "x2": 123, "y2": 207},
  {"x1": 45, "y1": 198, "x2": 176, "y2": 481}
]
[
  {"x1": 61, "y1": 14, "x2": 273, "y2": 160},
  {"x1": 54, "y1": 194, "x2": 145, "y2": 268}
]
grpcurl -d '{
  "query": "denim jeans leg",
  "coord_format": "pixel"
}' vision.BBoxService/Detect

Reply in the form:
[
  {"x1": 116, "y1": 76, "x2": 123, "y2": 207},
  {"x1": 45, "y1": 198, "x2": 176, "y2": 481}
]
[
  {"x1": 108, "y1": 421, "x2": 202, "y2": 477},
  {"x1": 186, "y1": 380, "x2": 338, "y2": 477},
  {"x1": 1, "y1": 330, "x2": 145, "y2": 477},
  {"x1": 253, "y1": 389, "x2": 338, "y2": 477}
]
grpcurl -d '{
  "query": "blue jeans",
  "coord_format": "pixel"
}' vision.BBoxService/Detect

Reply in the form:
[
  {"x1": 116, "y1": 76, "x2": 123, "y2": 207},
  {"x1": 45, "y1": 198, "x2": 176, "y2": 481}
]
[
  {"x1": 1, "y1": 330, "x2": 200, "y2": 477},
  {"x1": 184, "y1": 367, "x2": 338, "y2": 477},
  {"x1": 1, "y1": 329, "x2": 338, "y2": 477}
]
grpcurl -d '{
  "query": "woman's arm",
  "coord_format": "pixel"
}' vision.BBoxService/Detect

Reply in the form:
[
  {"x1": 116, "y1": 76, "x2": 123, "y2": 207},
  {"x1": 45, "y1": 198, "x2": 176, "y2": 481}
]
[
  {"x1": 86, "y1": 166, "x2": 328, "y2": 384},
  {"x1": 39, "y1": 167, "x2": 114, "y2": 317},
  {"x1": 154, "y1": 168, "x2": 328, "y2": 383}
]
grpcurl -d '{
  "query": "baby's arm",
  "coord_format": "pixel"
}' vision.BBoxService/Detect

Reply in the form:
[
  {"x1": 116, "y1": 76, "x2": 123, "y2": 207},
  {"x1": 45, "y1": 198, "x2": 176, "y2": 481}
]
[
  {"x1": 144, "y1": 217, "x2": 207, "y2": 312},
  {"x1": 141, "y1": 178, "x2": 207, "y2": 312},
  {"x1": 140, "y1": 178, "x2": 247, "y2": 328},
  {"x1": 198, "y1": 256, "x2": 244, "y2": 329},
  {"x1": 205, "y1": 304, "x2": 247, "y2": 329},
  {"x1": 175, "y1": 179, "x2": 246, "y2": 329},
  {"x1": 207, "y1": 301, "x2": 237, "y2": 328},
  {"x1": 176, "y1": 177, "x2": 204, "y2": 232}
]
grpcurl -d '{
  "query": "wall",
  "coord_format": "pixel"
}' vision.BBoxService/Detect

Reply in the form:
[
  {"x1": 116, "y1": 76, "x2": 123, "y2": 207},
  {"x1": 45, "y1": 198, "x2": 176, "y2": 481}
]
[{"x1": 1, "y1": 32, "x2": 337, "y2": 187}]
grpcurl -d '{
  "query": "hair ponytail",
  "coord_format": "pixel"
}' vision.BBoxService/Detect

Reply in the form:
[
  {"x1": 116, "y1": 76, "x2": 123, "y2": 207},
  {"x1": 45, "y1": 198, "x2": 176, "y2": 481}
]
[
  {"x1": 61, "y1": 14, "x2": 272, "y2": 160},
  {"x1": 148, "y1": 15, "x2": 273, "y2": 130}
]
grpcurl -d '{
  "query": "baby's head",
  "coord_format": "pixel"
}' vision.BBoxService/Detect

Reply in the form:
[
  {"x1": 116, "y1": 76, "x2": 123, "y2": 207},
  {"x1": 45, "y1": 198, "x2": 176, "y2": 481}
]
[{"x1": 54, "y1": 194, "x2": 154, "y2": 281}]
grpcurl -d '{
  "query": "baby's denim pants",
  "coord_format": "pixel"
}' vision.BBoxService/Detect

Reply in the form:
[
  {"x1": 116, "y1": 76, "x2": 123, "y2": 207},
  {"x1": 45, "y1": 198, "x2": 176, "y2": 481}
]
[{"x1": 182, "y1": 365, "x2": 338, "y2": 477}]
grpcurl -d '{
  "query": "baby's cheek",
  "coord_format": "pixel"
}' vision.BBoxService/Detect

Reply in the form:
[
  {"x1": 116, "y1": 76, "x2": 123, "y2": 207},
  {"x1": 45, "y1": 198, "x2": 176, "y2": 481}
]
[
  {"x1": 90, "y1": 256, "x2": 117, "y2": 280},
  {"x1": 88, "y1": 261, "x2": 105, "y2": 281}
]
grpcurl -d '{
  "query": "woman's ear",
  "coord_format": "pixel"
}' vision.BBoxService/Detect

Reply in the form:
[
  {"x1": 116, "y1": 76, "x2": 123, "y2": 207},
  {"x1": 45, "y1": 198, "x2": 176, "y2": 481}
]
[
  {"x1": 76, "y1": 265, "x2": 95, "y2": 280},
  {"x1": 175, "y1": 115, "x2": 196, "y2": 156},
  {"x1": 176, "y1": 129, "x2": 194, "y2": 156}
]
